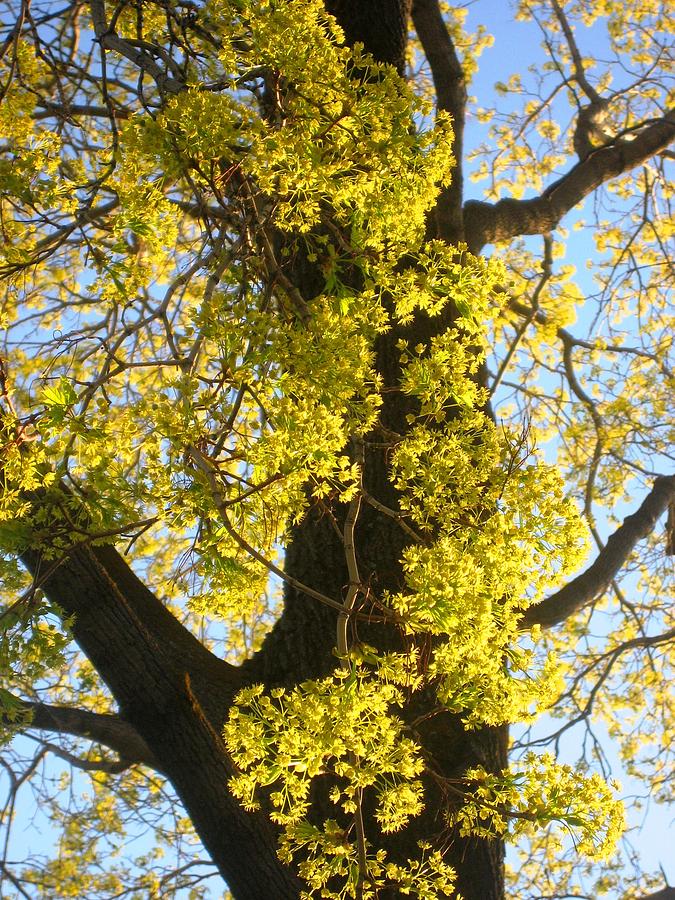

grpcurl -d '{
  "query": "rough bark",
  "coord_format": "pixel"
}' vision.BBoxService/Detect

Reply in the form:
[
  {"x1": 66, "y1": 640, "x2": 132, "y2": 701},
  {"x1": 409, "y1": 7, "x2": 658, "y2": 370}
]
[
  {"x1": 325, "y1": 0, "x2": 413, "y2": 76},
  {"x1": 244, "y1": 292, "x2": 508, "y2": 899},
  {"x1": 243, "y1": 6, "x2": 506, "y2": 896},
  {"x1": 7, "y1": 698, "x2": 160, "y2": 771},
  {"x1": 641, "y1": 889, "x2": 675, "y2": 900},
  {"x1": 19, "y1": 538, "x2": 302, "y2": 899}
]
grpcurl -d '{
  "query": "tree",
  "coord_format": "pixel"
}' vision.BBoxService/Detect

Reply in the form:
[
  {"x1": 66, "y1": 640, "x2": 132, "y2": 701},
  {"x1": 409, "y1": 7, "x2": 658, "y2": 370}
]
[{"x1": 0, "y1": 0, "x2": 673, "y2": 897}]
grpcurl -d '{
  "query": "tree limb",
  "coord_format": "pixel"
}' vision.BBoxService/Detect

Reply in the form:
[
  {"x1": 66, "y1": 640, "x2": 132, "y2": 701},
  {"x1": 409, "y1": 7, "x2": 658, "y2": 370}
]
[
  {"x1": 464, "y1": 110, "x2": 675, "y2": 252},
  {"x1": 550, "y1": 0, "x2": 601, "y2": 106},
  {"x1": 17, "y1": 536, "x2": 300, "y2": 898},
  {"x1": 412, "y1": 0, "x2": 467, "y2": 243},
  {"x1": 31, "y1": 739, "x2": 138, "y2": 775},
  {"x1": 523, "y1": 476, "x2": 675, "y2": 629},
  {"x1": 639, "y1": 889, "x2": 675, "y2": 900},
  {"x1": 8, "y1": 698, "x2": 162, "y2": 772}
]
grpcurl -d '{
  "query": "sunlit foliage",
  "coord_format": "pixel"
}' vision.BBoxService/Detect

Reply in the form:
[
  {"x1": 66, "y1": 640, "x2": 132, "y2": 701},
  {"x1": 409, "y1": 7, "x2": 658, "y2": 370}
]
[{"x1": 0, "y1": 0, "x2": 672, "y2": 897}]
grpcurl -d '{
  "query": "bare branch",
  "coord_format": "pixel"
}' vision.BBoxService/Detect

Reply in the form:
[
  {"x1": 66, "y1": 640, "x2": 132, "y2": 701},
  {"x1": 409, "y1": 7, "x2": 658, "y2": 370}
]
[
  {"x1": 31, "y1": 739, "x2": 138, "y2": 775},
  {"x1": 523, "y1": 476, "x2": 675, "y2": 629},
  {"x1": 464, "y1": 110, "x2": 675, "y2": 251},
  {"x1": 666, "y1": 501, "x2": 675, "y2": 555},
  {"x1": 490, "y1": 234, "x2": 553, "y2": 397},
  {"x1": 337, "y1": 440, "x2": 364, "y2": 660},
  {"x1": 412, "y1": 0, "x2": 467, "y2": 242},
  {"x1": 8, "y1": 698, "x2": 162, "y2": 771}
]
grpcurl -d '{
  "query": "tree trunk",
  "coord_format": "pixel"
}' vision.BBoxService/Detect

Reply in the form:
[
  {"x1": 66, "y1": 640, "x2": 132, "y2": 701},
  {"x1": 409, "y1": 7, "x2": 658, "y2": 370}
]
[
  {"x1": 16, "y1": 3, "x2": 507, "y2": 897},
  {"x1": 242, "y1": 5, "x2": 507, "y2": 893},
  {"x1": 244, "y1": 293, "x2": 507, "y2": 900}
]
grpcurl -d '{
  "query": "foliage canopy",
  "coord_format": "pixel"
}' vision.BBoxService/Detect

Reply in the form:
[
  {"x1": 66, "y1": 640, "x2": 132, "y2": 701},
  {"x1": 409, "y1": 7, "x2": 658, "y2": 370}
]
[{"x1": 0, "y1": 0, "x2": 673, "y2": 898}]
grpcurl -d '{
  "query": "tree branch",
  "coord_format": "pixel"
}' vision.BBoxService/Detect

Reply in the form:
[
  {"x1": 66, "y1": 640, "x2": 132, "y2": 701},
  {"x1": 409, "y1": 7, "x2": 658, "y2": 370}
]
[
  {"x1": 16, "y1": 535, "x2": 301, "y2": 897},
  {"x1": 523, "y1": 476, "x2": 675, "y2": 629},
  {"x1": 412, "y1": 0, "x2": 467, "y2": 242},
  {"x1": 550, "y1": 0, "x2": 601, "y2": 106},
  {"x1": 464, "y1": 110, "x2": 675, "y2": 252},
  {"x1": 31, "y1": 740, "x2": 137, "y2": 775},
  {"x1": 9, "y1": 698, "x2": 162, "y2": 772}
]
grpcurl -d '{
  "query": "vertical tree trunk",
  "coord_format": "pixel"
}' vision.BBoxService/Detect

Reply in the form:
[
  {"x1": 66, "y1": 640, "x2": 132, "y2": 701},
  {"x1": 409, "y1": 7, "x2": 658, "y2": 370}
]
[{"x1": 244, "y1": 4, "x2": 507, "y2": 897}]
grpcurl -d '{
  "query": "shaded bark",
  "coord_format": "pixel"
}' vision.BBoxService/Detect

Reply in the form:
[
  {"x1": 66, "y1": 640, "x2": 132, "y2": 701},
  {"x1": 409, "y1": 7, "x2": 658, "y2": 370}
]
[
  {"x1": 245, "y1": 6, "x2": 506, "y2": 896},
  {"x1": 245, "y1": 293, "x2": 508, "y2": 897},
  {"x1": 640, "y1": 889, "x2": 675, "y2": 900},
  {"x1": 6, "y1": 697, "x2": 160, "y2": 771},
  {"x1": 325, "y1": 0, "x2": 413, "y2": 76}
]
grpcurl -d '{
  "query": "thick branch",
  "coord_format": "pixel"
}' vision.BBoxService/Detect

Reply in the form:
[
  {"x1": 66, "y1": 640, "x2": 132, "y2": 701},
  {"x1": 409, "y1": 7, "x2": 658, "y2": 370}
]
[
  {"x1": 464, "y1": 110, "x2": 675, "y2": 252},
  {"x1": 524, "y1": 476, "x2": 675, "y2": 629},
  {"x1": 11, "y1": 699, "x2": 161, "y2": 771},
  {"x1": 412, "y1": 0, "x2": 467, "y2": 243},
  {"x1": 15, "y1": 495, "x2": 300, "y2": 897},
  {"x1": 33, "y1": 101, "x2": 132, "y2": 121}
]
